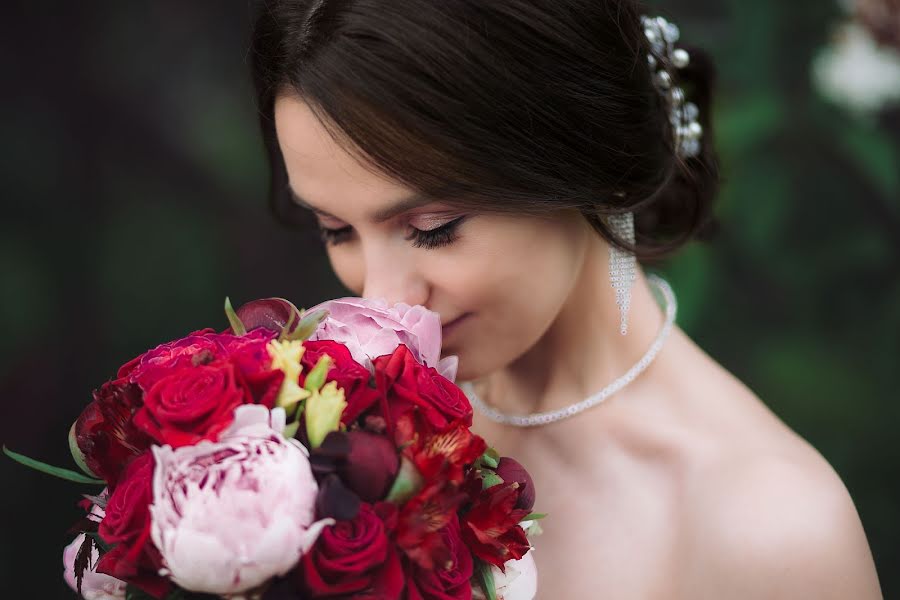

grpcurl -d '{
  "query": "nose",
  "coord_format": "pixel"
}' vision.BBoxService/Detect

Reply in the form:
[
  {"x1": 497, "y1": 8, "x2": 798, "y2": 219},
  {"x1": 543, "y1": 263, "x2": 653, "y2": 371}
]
[{"x1": 361, "y1": 248, "x2": 429, "y2": 308}]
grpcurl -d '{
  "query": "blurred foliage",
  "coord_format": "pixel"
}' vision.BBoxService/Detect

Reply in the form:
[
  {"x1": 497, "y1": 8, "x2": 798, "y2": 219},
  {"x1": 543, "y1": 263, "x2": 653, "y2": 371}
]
[{"x1": 1, "y1": 0, "x2": 897, "y2": 597}]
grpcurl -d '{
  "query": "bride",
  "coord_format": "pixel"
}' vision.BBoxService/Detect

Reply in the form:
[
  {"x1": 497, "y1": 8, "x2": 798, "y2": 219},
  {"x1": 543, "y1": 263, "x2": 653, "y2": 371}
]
[{"x1": 250, "y1": 0, "x2": 883, "y2": 597}]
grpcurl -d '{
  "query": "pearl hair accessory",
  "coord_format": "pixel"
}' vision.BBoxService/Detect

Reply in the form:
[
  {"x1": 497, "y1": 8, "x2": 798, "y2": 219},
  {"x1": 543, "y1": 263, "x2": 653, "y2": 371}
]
[{"x1": 641, "y1": 14, "x2": 703, "y2": 159}]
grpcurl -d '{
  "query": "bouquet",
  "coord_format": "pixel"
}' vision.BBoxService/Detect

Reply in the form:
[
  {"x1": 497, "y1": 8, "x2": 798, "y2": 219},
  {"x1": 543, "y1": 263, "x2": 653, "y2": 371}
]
[{"x1": 6, "y1": 296, "x2": 542, "y2": 600}]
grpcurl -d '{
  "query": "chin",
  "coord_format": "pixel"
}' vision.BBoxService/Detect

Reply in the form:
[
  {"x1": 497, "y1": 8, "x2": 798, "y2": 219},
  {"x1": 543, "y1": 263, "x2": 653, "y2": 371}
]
[{"x1": 444, "y1": 349, "x2": 488, "y2": 383}]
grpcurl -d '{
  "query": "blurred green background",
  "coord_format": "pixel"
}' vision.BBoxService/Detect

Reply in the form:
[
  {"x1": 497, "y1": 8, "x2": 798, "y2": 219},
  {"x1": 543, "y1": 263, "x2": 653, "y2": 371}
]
[{"x1": 1, "y1": 0, "x2": 897, "y2": 597}]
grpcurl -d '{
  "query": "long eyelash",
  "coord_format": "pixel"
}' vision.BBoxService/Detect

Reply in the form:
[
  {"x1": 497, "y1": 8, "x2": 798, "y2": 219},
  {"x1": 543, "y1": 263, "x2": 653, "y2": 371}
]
[
  {"x1": 407, "y1": 216, "x2": 466, "y2": 249},
  {"x1": 318, "y1": 216, "x2": 466, "y2": 249},
  {"x1": 318, "y1": 225, "x2": 353, "y2": 245}
]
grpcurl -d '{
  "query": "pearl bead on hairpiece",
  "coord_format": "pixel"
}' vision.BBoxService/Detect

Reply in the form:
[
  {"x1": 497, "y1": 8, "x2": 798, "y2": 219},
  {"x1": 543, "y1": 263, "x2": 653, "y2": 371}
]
[{"x1": 641, "y1": 14, "x2": 703, "y2": 158}]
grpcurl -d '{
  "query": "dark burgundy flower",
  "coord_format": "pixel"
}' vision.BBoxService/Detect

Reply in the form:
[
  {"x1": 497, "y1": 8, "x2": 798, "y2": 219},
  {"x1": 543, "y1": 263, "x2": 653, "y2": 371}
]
[
  {"x1": 74, "y1": 380, "x2": 153, "y2": 488},
  {"x1": 343, "y1": 430, "x2": 400, "y2": 502},
  {"x1": 310, "y1": 430, "x2": 400, "y2": 505},
  {"x1": 233, "y1": 297, "x2": 305, "y2": 336},
  {"x1": 316, "y1": 473, "x2": 361, "y2": 521},
  {"x1": 495, "y1": 457, "x2": 536, "y2": 512}
]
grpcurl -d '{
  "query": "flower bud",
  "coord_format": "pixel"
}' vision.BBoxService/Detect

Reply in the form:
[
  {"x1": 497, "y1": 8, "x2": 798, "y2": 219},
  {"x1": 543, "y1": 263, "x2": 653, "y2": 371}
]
[
  {"x1": 341, "y1": 430, "x2": 400, "y2": 503},
  {"x1": 495, "y1": 457, "x2": 535, "y2": 512},
  {"x1": 235, "y1": 297, "x2": 304, "y2": 335},
  {"x1": 68, "y1": 420, "x2": 97, "y2": 478}
]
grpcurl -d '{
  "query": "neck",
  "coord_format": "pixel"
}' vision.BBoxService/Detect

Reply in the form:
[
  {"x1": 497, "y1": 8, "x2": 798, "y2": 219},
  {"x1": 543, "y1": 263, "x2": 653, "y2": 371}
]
[{"x1": 462, "y1": 235, "x2": 668, "y2": 417}]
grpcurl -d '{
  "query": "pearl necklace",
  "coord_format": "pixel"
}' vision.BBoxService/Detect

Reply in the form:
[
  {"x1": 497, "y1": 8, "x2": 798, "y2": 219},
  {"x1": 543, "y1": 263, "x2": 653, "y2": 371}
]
[{"x1": 458, "y1": 274, "x2": 677, "y2": 427}]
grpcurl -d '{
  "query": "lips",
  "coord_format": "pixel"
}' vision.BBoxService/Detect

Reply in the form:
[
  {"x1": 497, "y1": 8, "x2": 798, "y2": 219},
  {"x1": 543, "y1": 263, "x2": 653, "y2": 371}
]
[{"x1": 441, "y1": 313, "x2": 470, "y2": 336}]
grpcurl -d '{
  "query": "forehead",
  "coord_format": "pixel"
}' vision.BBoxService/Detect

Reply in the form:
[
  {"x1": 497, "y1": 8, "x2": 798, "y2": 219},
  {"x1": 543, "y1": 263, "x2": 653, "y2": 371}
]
[{"x1": 274, "y1": 94, "x2": 412, "y2": 215}]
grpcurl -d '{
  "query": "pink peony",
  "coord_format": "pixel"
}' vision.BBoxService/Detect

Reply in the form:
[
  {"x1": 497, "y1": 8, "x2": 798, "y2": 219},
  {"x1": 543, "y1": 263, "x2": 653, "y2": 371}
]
[
  {"x1": 149, "y1": 405, "x2": 332, "y2": 595},
  {"x1": 301, "y1": 297, "x2": 459, "y2": 382},
  {"x1": 63, "y1": 533, "x2": 127, "y2": 600}
]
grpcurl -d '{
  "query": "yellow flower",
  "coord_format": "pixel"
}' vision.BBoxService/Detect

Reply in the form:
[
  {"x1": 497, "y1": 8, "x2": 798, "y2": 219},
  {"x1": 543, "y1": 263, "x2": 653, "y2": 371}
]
[
  {"x1": 305, "y1": 381, "x2": 347, "y2": 448},
  {"x1": 267, "y1": 339, "x2": 311, "y2": 409}
]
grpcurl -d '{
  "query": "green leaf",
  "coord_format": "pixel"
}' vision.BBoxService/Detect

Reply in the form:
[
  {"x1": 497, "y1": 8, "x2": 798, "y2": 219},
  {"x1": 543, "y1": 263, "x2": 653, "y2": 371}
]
[
  {"x1": 480, "y1": 470, "x2": 504, "y2": 489},
  {"x1": 285, "y1": 308, "x2": 329, "y2": 341},
  {"x1": 3, "y1": 445, "x2": 105, "y2": 484},
  {"x1": 385, "y1": 456, "x2": 425, "y2": 503},
  {"x1": 224, "y1": 296, "x2": 247, "y2": 336},
  {"x1": 522, "y1": 512, "x2": 547, "y2": 521},
  {"x1": 475, "y1": 559, "x2": 498, "y2": 600},
  {"x1": 282, "y1": 419, "x2": 300, "y2": 439},
  {"x1": 277, "y1": 307, "x2": 298, "y2": 342},
  {"x1": 480, "y1": 449, "x2": 499, "y2": 469}
]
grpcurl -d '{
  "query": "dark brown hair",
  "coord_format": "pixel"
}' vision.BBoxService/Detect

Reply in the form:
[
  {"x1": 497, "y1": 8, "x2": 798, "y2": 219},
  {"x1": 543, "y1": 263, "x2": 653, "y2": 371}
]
[{"x1": 249, "y1": 0, "x2": 720, "y2": 260}]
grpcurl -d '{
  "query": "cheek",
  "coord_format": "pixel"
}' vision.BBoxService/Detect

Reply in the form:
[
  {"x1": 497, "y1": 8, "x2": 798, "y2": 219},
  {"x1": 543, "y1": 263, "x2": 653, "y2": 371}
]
[{"x1": 443, "y1": 216, "x2": 588, "y2": 370}]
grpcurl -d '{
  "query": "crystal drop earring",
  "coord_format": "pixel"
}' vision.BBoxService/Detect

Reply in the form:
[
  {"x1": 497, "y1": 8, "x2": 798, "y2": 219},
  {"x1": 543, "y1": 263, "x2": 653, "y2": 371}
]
[{"x1": 606, "y1": 212, "x2": 637, "y2": 335}]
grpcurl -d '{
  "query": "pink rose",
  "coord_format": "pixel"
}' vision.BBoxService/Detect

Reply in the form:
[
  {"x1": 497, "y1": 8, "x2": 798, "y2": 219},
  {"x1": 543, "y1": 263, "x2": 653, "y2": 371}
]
[
  {"x1": 149, "y1": 405, "x2": 332, "y2": 595},
  {"x1": 63, "y1": 533, "x2": 127, "y2": 600},
  {"x1": 302, "y1": 297, "x2": 459, "y2": 381}
]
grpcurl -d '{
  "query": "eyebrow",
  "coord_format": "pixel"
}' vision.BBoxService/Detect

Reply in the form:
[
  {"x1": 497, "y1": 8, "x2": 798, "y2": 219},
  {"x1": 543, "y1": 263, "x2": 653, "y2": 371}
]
[{"x1": 287, "y1": 186, "x2": 434, "y2": 224}]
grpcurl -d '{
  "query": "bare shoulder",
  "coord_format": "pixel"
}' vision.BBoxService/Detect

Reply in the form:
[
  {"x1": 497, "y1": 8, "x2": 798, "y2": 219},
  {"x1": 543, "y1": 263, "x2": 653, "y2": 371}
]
[{"x1": 678, "y1": 441, "x2": 883, "y2": 599}]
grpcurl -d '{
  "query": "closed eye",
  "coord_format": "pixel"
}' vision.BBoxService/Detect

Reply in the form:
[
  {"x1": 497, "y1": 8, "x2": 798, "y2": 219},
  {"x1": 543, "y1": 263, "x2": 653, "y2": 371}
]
[{"x1": 318, "y1": 216, "x2": 467, "y2": 250}]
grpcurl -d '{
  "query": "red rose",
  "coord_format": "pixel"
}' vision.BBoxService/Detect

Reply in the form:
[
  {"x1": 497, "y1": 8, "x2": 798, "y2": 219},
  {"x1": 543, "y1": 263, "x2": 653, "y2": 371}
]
[
  {"x1": 240, "y1": 366, "x2": 286, "y2": 408},
  {"x1": 301, "y1": 340, "x2": 380, "y2": 425},
  {"x1": 116, "y1": 328, "x2": 278, "y2": 392},
  {"x1": 460, "y1": 482, "x2": 531, "y2": 571},
  {"x1": 300, "y1": 502, "x2": 404, "y2": 598},
  {"x1": 373, "y1": 345, "x2": 473, "y2": 435},
  {"x1": 74, "y1": 380, "x2": 154, "y2": 488},
  {"x1": 133, "y1": 360, "x2": 249, "y2": 447},
  {"x1": 406, "y1": 514, "x2": 473, "y2": 600},
  {"x1": 95, "y1": 452, "x2": 170, "y2": 599}
]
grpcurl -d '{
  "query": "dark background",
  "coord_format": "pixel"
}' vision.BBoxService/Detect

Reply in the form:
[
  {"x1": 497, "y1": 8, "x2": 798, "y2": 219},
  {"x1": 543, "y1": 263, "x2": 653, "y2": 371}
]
[{"x1": 2, "y1": 1, "x2": 898, "y2": 597}]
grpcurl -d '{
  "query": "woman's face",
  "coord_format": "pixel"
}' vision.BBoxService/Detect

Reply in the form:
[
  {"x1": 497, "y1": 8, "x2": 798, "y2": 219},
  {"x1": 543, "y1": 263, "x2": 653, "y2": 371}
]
[{"x1": 274, "y1": 95, "x2": 593, "y2": 380}]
